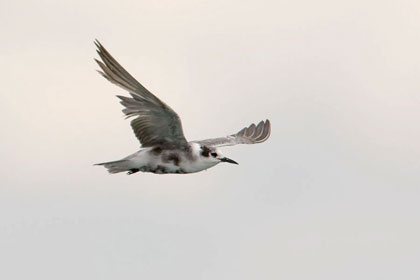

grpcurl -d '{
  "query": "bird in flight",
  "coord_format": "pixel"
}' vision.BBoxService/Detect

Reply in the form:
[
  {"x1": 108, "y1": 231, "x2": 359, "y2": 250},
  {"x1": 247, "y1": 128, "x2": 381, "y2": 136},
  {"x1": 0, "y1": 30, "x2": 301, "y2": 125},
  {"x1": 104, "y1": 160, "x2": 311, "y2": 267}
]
[{"x1": 94, "y1": 40, "x2": 271, "y2": 175}]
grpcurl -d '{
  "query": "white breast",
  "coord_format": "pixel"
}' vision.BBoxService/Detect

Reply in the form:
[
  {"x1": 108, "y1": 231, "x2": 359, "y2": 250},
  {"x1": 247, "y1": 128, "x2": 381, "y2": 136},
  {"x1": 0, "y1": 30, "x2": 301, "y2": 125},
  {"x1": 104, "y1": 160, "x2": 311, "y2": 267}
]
[{"x1": 179, "y1": 143, "x2": 220, "y2": 173}]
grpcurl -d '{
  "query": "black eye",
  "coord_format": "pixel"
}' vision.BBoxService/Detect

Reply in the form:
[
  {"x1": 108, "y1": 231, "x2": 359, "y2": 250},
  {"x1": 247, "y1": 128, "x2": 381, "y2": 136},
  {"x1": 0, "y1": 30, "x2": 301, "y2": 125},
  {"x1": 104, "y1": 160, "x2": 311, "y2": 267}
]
[{"x1": 211, "y1": 152, "x2": 217, "y2": 157}]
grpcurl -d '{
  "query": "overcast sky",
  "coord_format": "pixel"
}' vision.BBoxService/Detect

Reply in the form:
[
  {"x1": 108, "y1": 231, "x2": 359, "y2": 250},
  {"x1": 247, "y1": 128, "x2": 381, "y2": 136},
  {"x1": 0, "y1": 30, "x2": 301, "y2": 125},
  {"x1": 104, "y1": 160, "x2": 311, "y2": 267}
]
[{"x1": 1, "y1": 0, "x2": 420, "y2": 279}]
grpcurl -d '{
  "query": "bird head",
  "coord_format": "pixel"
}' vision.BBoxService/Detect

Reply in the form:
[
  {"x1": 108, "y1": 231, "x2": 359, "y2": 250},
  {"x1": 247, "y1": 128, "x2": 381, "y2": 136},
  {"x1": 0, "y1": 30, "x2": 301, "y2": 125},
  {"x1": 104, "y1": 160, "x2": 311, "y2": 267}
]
[{"x1": 199, "y1": 145, "x2": 238, "y2": 165}]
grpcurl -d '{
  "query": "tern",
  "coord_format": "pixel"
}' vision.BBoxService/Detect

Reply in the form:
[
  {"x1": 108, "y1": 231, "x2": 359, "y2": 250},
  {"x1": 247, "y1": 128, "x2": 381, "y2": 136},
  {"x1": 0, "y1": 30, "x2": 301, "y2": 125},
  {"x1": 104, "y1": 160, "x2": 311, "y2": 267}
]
[{"x1": 94, "y1": 40, "x2": 271, "y2": 175}]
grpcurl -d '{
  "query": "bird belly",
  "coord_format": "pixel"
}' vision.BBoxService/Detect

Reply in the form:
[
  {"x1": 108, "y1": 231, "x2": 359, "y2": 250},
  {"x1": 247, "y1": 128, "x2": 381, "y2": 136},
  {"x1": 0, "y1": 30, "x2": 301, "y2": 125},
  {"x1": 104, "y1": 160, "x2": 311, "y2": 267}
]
[
  {"x1": 119, "y1": 148, "x2": 219, "y2": 174},
  {"x1": 124, "y1": 148, "x2": 186, "y2": 174}
]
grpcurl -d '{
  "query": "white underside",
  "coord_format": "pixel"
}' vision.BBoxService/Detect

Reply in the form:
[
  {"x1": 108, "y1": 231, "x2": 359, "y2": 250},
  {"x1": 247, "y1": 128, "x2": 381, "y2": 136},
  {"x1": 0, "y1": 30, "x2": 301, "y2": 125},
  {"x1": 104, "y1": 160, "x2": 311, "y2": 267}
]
[{"x1": 99, "y1": 143, "x2": 220, "y2": 174}]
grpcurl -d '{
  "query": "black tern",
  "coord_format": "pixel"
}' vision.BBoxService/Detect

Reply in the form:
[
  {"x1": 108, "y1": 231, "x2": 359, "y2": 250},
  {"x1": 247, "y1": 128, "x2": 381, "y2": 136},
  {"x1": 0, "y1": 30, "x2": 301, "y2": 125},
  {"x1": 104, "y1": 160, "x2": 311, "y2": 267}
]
[{"x1": 94, "y1": 40, "x2": 271, "y2": 175}]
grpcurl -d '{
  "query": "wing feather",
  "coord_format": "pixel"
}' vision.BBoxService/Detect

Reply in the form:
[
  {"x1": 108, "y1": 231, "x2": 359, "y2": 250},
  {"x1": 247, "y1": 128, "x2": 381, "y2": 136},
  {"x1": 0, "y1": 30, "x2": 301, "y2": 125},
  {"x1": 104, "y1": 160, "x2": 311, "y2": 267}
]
[
  {"x1": 94, "y1": 40, "x2": 188, "y2": 149},
  {"x1": 194, "y1": 120, "x2": 271, "y2": 147}
]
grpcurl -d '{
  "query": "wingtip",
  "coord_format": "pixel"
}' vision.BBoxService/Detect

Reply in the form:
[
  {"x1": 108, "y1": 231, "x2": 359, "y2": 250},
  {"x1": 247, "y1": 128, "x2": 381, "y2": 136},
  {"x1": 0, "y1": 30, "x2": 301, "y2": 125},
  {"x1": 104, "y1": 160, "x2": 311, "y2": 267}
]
[
  {"x1": 262, "y1": 119, "x2": 271, "y2": 142},
  {"x1": 252, "y1": 119, "x2": 271, "y2": 143},
  {"x1": 96, "y1": 69, "x2": 106, "y2": 76},
  {"x1": 94, "y1": 39, "x2": 101, "y2": 47},
  {"x1": 265, "y1": 119, "x2": 271, "y2": 131}
]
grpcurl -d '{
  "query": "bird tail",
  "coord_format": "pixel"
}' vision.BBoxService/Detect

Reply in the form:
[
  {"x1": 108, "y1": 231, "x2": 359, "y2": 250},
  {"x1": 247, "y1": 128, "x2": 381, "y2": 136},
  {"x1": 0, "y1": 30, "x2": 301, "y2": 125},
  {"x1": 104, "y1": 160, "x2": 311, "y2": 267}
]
[{"x1": 95, "y1": 159, "x2": 131, "y2": 174}]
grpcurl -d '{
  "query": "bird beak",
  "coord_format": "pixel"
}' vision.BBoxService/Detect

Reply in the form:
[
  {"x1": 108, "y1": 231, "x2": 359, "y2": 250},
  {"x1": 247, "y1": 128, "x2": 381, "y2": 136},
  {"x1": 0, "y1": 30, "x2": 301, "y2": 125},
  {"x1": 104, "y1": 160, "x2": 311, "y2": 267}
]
[{"x1": 220, "y1": 157, "x2": 239, "y2": 165}]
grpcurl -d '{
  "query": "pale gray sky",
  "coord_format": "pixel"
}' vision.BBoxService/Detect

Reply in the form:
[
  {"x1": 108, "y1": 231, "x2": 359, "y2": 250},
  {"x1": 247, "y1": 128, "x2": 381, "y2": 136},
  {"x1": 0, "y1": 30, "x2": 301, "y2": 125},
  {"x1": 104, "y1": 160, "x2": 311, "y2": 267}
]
[{"x1": 1, "y1": 0, "x2": 420, "y2": 279}]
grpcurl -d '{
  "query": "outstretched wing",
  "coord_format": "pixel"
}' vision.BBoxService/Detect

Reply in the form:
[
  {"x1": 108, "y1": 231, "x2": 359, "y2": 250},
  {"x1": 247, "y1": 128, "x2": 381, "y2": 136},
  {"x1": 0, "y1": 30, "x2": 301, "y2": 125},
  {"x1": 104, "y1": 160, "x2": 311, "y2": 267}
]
[
  {"x1": 194, "y1": 120, "x2": 271, "y2": 147},
  {"x1": 94, "y1": 40, "x2": 188, "y2": 149}
]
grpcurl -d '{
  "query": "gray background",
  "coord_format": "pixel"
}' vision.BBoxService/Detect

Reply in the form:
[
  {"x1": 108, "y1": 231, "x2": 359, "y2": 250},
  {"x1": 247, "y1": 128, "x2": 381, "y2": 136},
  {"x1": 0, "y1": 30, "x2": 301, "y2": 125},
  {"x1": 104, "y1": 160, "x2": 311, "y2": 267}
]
[{"x1": 1, "y1": 0, "x2": 419, "y2": 279}]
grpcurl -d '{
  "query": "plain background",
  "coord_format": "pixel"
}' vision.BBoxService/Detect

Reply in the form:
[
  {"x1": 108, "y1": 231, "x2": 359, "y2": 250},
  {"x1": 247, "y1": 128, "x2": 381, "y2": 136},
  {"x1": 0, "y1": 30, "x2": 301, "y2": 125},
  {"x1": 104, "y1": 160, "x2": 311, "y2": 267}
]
[{"x1": 1, "y1": 0, "x2": 419, "y2": 279}]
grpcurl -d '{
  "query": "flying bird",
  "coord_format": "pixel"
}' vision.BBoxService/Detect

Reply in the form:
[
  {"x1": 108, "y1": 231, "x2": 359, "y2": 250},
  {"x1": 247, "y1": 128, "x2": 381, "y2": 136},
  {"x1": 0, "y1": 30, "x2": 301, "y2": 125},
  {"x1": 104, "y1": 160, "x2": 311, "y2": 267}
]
[{"x1": 94, "y1": 40, "x2": 271, "y2": 175}]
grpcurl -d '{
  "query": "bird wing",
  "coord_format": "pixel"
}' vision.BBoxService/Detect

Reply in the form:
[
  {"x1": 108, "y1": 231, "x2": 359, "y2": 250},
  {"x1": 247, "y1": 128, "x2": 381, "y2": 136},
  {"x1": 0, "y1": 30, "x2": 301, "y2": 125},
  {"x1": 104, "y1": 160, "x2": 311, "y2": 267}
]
[
  {"x1": 193, "y1": 120, "x2": 271, "y2": 147},
  {"x1": 94, "y1": 40, "x2": 188, "y2": 149}
]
